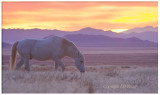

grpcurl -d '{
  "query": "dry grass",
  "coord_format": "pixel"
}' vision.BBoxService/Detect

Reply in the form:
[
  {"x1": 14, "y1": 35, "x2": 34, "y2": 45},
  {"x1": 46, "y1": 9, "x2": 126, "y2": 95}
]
[
  {"x1": 2, "y1": 65, "x2": 158, "y2": 93},
  {"x1": 2, "y1": 47, "x2": 158, "y2": 93}
]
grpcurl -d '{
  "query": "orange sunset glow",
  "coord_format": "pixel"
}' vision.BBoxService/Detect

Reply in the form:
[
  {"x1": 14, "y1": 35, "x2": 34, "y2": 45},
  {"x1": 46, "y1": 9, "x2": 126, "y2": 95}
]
[{"x1": 2, "y1": 2, "x2": 158, "y2": 33}]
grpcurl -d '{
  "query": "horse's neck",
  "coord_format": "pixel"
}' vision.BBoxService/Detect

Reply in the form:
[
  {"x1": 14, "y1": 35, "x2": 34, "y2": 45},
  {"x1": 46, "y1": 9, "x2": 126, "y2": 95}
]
[{"x1": 67, "y1": 46, "x2": 80, "y2": 59}]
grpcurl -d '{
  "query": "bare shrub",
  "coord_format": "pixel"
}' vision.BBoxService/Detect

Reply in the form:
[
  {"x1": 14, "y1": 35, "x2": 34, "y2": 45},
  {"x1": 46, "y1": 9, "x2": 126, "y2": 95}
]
[
  {"x1": 88, "y1": 81, "x2": 94, "y2": 93},
  {"x1": 86, "y1": 67, "x2": 97, "y2": 72},
  {"x1": 121, "y1": 66, "x2": 131, "y2": 69},
  {"x1": 123, "y1": 73, "x2": 148, "y2": 87},
  {"x1": 104, "y1": 67, "x2": 120, "y2": 77}
]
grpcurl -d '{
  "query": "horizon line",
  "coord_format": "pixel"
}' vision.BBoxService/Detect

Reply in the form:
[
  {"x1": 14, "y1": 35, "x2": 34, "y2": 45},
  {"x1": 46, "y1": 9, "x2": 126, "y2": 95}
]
[{"x1": 2, "y1": 25, "x2": 158, "y2": 31}]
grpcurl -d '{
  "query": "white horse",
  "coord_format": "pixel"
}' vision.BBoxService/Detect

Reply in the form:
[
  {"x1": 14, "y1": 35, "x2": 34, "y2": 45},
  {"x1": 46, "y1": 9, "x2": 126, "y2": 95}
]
[{"x1": 10, "y1": 36, "x2": 85, "y2": 72}]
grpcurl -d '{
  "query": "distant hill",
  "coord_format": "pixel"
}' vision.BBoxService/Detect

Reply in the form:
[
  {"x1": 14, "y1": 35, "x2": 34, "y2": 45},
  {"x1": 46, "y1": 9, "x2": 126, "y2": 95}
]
[
  {"x1": 123, "y1": 26, "x2": 158, "y2": 34},
  {"x1": 121, "y1": 31, "x2": 158, "y2": 42},
  {"x1": 2, "y1": 28, "x2": 68, "y2": 43},
  {"x1": 2, "y1": 42, "x2": 12, "y2": 48},
  {"x1": 43, "y1": 35, "x2": 55, "y2": 39},
  {"x1": 64, "y1": 34, "x2": 157, "y2": 47},
  {"x1": 72, "y1": 27, "x2": 108, "y2": 35}
]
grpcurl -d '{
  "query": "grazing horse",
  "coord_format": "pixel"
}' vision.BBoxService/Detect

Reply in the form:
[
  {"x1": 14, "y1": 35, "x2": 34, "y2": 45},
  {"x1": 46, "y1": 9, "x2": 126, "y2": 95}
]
[{"x1": 10, "y1": 36, "x2": 85, "y2": 72}]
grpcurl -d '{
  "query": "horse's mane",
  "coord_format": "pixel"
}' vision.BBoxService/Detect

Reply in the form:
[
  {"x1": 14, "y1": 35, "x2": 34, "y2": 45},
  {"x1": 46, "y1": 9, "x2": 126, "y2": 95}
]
[
  {"x1": 62, "y1": 38, "x2": 78, "y2": 49},
  {"x1": 62, "y1": 38, "x2": 81, "y2": 57},
  {"x1": 62, "y1": 38, "x2": 73, "y2": 46}
]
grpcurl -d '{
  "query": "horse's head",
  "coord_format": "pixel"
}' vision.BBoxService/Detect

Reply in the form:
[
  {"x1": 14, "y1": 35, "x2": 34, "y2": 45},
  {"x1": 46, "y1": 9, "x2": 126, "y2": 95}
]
[
  {"x1": 65, "y1": 40, "x2": 85, "y2": 72},
  {"x1": 74, "y1": 51, "x2": 85, "y2": 72}
]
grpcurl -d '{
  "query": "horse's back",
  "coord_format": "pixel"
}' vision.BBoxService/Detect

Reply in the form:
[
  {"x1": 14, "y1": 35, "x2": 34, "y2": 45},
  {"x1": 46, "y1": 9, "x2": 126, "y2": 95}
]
[
  {"x1": 44, "y1": 36, "x2": 63, "y2": 44},
  {"x1": 31, "y1": 36, "x2": 64, "y2": 60},
  {"x1": 16, "y1": 36, "x2": 74, "y2": 60},
  {"x1": 17, "y1": 39, "x2": 37, "y2": 48}
]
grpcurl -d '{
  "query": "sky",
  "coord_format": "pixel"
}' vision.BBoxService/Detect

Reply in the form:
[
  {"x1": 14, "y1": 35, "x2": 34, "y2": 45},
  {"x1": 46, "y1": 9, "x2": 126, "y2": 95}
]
[{"x1": 2, "y1": 2, "x2": 158, "y2": 33}]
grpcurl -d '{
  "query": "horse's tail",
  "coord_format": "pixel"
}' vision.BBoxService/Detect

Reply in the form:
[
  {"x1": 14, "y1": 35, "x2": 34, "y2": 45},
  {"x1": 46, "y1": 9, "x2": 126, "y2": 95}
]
[{"x1": 10, "y1": 41, "x2": 19, "y2": 70}]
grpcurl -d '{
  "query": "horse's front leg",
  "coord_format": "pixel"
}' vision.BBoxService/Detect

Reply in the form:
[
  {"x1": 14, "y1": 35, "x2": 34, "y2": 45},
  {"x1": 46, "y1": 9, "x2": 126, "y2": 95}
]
[
  {"x1": 23, "y1": 58, "x2": 30, "y2": 72},
  {"x1": 54, "y1": 58, "x2": 65, "y2": 72}
]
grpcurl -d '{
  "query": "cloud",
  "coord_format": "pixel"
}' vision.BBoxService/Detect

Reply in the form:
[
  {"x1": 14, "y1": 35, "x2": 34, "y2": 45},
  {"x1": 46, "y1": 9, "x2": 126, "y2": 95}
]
[{"x1": 2, "y1": 2, "x2": 158, "y2": 31}]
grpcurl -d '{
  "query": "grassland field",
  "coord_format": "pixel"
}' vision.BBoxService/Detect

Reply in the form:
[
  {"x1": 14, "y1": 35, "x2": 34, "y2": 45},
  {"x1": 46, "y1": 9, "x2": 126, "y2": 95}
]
[{"x1": 2, "y1": 47, "x2": 158, "y2": 93}]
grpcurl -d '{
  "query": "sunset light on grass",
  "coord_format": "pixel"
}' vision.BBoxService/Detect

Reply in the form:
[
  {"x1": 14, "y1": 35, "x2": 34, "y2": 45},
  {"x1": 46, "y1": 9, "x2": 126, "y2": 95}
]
[{"x1": 2, "y1": 2, "x2": 158, "y2": 33}]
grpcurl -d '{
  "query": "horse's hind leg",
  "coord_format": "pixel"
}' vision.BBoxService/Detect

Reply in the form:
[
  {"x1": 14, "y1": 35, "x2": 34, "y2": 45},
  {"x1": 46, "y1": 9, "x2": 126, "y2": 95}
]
[
  {"x1": 23, "y1": 58, "x2": 30, "y2": 72},
  {"x1": 54, "y1": 58, "x2": 65, "y2": 72},
  {"x1": 55, "y1": 62, "x2": 59, "y2": 71},
  {"x1": 15, "y1": 58, "x2": 24, "y2": 70}
]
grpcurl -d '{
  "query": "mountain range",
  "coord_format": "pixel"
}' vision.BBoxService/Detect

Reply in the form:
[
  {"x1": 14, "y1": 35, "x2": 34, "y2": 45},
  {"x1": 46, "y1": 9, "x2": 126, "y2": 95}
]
[
  {"x1": 63, "y1": 34, "x2": 157, "y2": 47},
  {"x1": 2, "y1": 26, "x2": 158, "y2": 47},
  {"x1": 2, "y1": 26, "x2": 158, "y2": 44}
]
